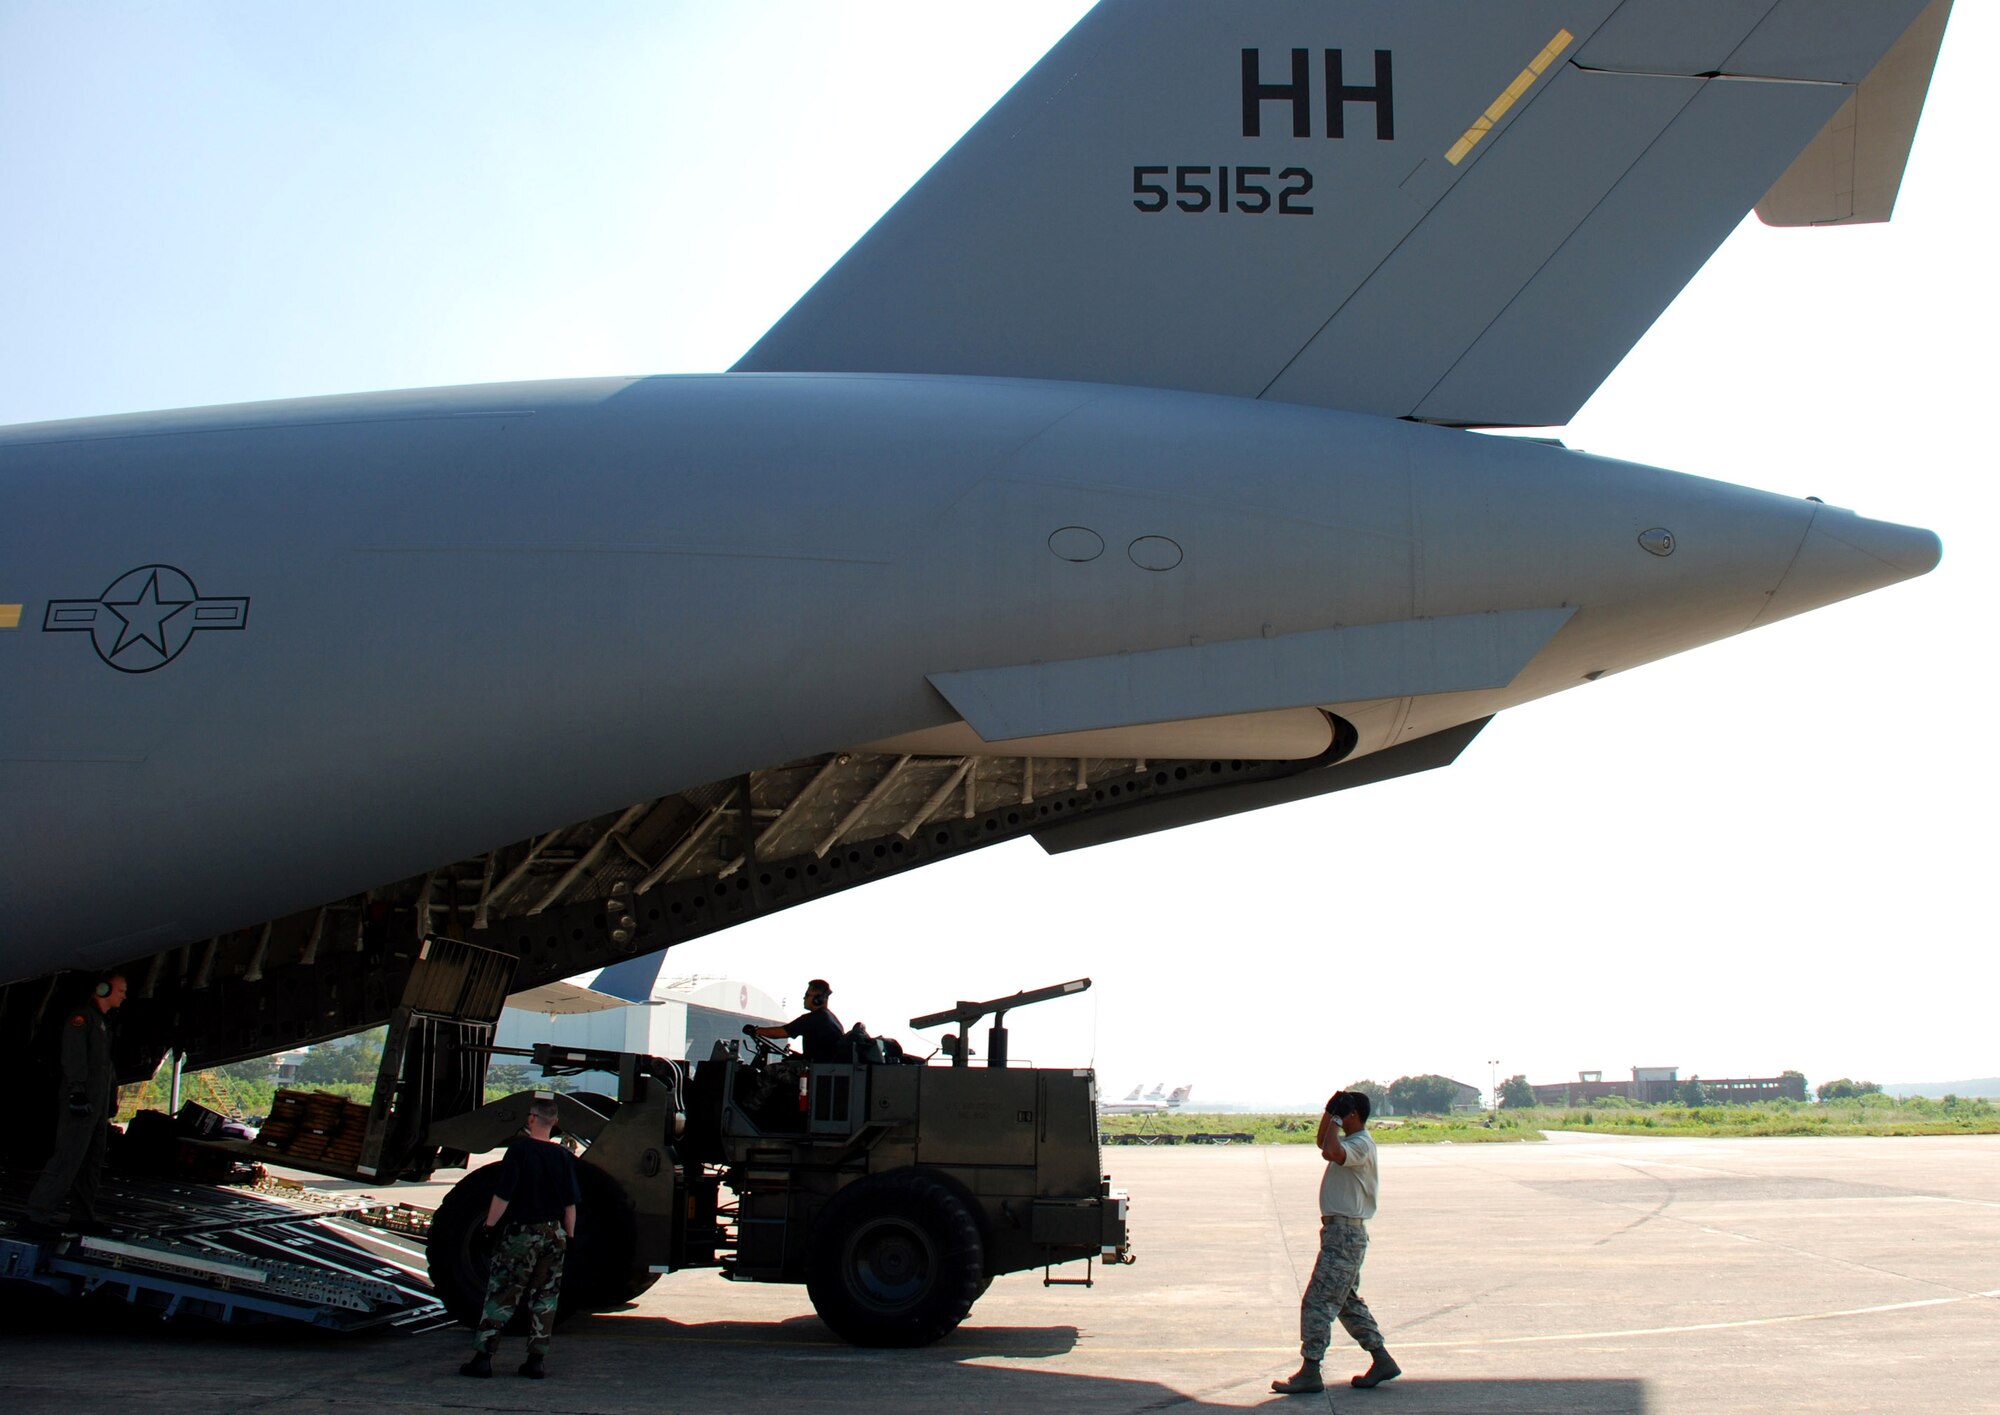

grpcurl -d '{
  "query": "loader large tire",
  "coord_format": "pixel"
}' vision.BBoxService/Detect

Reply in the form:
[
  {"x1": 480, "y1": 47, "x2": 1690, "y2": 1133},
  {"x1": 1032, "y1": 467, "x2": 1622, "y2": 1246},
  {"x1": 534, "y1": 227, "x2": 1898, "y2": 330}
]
[
  {"x1": 428, "y1": 1159, "x2": 652, "y2": 1327},
  {"x1": 805, "y1": 1170, "x2": 984, "y2": 1347}
]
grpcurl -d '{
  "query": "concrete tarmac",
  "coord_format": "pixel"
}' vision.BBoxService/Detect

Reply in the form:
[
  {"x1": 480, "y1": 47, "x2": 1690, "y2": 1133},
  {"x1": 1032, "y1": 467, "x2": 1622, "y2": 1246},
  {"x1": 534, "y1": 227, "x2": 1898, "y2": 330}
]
[{"x1": 3, "y1": 1132, "x2": 1996, "y2": 1414}]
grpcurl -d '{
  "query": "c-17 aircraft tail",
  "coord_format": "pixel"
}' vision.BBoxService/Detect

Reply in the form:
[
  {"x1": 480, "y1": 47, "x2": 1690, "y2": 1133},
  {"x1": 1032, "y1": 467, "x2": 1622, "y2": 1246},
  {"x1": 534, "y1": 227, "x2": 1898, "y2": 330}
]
[
  {"x1": 741, "y1": 0, "x2": 1952, "y2": 428},
  {"x1": 0, "y1": 3, "x2": 1951, "y2": 1104}
]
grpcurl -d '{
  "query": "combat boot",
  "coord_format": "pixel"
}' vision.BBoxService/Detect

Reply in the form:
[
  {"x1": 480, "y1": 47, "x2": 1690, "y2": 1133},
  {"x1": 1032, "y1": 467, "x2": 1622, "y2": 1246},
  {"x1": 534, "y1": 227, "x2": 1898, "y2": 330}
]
[
  {"x1": 1352, "y1": 1348, "x2": 1402, "y2": 1388},
  {"x1": 458, "y1": 1352, "x2": 493, "y2": 1378},
  {"x1": 518, "y1": 1353, "x2": 547, "y2": 1379},
  {"x1": 1271, "y1": 1359, "x2": 1324, "y2": 1394}
]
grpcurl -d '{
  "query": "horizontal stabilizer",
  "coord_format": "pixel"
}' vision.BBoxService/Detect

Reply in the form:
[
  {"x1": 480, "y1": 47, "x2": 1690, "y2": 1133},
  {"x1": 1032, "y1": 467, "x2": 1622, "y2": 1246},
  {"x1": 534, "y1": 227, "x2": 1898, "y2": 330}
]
[
  {"x1": 739, "y1": 0, "x2": 1935, "y2": 426},
  {"x1": 1036, "y1": 718, "x2": 1492, "y2": 855},
  {"x1": 928, "y1": 609, "x2": 1573, "y2": 744},
  {"x1": 1757, "y1": 0, "x2": 1951, "y2": 226}
]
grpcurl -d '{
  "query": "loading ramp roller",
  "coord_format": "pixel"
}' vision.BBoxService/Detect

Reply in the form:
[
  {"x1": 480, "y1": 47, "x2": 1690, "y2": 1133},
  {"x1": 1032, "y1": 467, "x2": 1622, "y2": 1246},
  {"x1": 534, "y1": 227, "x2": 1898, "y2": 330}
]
[
  {"x1": 0, "y1": 934, "x2": 518, "y2": 1330},
  {"x1": 0, "y1": 1174, "x2": 443, "y2": 1331}
]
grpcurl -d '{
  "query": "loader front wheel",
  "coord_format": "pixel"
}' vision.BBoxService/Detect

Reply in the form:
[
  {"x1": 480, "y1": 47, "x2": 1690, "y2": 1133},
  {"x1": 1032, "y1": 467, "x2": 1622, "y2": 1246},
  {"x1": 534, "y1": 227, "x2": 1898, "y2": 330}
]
[{"x1": 806, "y1": 1170, "x2": 984, "y2": 1347}]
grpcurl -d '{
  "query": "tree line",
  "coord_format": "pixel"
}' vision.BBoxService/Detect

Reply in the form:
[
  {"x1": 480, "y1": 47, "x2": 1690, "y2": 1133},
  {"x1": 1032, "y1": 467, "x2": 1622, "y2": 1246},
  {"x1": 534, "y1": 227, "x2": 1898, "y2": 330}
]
[
  {"x1": 1344, "y1": 1076, "x2": 1469, "y2": 1116},
  {"x1": 120, "y1": 1030, "x2": 548, "y2": 1120}
]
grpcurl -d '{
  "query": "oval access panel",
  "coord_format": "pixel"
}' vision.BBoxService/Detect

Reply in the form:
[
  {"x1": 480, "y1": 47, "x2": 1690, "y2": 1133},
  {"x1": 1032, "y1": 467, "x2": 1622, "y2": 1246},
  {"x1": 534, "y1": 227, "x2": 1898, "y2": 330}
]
[
  {"x1": 1048, "y1": 526, "x2": 1105, "y2": 562},
  {"x1": 1128, "y1": 535, "x2": 1183, "y2": 571}
]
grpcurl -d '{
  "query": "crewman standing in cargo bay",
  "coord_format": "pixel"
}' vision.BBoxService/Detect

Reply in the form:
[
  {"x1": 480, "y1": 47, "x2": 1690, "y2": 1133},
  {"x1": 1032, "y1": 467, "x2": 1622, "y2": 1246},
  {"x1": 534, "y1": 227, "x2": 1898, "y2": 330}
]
[
  {"x1": 460, "y1": 1096, "x2": 579, "y2": 1380},
  {"x1": 26, "y1": 972, "x2": 125, "y2": 1232},
  {"x1": 1272, "y1": 1090, "x2": 1401, "y2": 1395}
]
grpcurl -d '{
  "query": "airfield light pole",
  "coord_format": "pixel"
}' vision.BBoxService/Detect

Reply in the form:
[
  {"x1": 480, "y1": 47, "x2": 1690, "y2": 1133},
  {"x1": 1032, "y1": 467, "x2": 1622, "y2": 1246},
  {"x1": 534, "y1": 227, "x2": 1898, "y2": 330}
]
[{"x1": 1489, "y1": 1059, "x2": 1499, "y2": 1118}]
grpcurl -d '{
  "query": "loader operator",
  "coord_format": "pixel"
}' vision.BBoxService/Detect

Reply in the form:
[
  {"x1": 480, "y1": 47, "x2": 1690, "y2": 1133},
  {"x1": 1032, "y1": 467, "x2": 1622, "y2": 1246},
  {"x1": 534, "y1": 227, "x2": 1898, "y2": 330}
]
[
  {"x1": 746, "y1": 978, "x2": 844, "y2": 1062},
  {"x1": 26, "y1": 972, "x2": 125, "y2": 1233}
]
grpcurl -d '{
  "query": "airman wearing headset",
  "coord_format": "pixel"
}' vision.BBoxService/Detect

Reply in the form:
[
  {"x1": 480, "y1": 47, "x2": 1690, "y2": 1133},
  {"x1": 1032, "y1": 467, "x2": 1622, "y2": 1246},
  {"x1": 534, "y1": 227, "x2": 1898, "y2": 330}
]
[{"x1": 26, "y1": 973, "x2": 126, "y2": 1232}]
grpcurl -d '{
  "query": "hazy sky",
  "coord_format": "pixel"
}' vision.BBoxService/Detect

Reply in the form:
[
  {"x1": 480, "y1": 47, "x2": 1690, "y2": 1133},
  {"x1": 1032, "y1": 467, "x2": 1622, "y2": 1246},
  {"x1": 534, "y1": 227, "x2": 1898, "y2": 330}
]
[{"x1": 3, "y1": 3, "x2": 1991, "y2": 1104}]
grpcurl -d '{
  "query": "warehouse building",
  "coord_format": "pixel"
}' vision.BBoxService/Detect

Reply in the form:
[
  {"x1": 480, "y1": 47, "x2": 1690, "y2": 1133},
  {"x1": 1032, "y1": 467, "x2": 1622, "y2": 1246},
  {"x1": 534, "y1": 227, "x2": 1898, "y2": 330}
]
[{"x1": 1531, "y1": 1067, "x2": 1806, "y2": 1105}]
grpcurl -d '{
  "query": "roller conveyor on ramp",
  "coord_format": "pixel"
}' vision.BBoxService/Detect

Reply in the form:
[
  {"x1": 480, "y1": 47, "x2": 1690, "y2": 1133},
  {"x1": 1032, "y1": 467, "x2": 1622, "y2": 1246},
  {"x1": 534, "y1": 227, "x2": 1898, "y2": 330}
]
[
  {"x1": 0, "y1": 936, "x2": 502, "y2": 1331},
  {"x1": 0, "y1": 1174, "x2": 444, "y2": 1331}
]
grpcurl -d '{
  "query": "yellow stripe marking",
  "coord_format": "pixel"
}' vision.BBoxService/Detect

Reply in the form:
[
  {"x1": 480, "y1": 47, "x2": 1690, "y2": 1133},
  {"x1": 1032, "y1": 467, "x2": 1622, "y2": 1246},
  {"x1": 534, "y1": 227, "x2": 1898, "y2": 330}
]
[
  {"x1": 1446, "y1": 28, "x2": 1574, "y2": 165},
  {"x1": 0, "y1": 604, "x2": 21, "y2": 629}
]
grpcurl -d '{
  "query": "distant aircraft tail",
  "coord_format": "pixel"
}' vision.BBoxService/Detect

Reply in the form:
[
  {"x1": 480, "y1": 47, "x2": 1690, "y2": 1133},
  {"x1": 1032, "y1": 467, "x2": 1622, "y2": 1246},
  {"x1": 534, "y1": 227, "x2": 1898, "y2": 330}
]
[
  {"x1": 1120, "y1": 1085, "x2": 1142, "y2": 1101},
  {"x1": 739, "y1": 0, "x2": 1947, "y2": 428},
  {"x1": 1168, "y1": 1085, "x2": 1193, "y2": 1107}
]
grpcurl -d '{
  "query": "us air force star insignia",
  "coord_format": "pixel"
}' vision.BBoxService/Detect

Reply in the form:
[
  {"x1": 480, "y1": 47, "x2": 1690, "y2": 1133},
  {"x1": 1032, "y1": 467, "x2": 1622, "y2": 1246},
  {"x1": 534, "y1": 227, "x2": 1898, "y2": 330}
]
[{"x1": 44, "y1": 565, "x2": 249, "y2": 673}]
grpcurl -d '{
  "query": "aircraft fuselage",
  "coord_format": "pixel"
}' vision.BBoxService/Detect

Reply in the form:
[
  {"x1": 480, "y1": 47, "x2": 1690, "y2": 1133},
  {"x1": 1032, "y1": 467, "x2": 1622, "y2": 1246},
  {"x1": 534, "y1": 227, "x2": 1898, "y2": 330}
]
[{"x1": 2, "y1": 372, "x2": 1936, "y2": 980}]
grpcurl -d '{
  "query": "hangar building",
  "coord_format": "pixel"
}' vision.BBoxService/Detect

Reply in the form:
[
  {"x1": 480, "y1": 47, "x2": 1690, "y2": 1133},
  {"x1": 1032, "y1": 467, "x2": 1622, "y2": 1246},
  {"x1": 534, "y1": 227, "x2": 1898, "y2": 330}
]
[{"x1": 495, "y1": 952, "x2": 786, "y2": 1092}]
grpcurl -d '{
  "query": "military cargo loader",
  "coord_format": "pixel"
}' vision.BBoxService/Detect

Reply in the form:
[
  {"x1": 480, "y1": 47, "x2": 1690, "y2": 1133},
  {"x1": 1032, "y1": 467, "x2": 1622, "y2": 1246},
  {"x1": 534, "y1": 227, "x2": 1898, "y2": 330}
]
[{"x1": 426, "y1": 978, "x2": 1132, "y2": 1346}]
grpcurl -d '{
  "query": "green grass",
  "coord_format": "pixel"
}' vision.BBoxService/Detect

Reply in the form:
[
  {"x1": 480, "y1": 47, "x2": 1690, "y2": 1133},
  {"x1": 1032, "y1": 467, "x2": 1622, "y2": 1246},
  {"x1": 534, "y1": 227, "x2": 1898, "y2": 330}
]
[
  {"x1": 1098, "y1": 1094, "x2": 2000, "y2": 1145},
  {"x1": 1524, "y1": 1093, "x2": 2000, "y2": 1138},
  {"x1": 1097, "y1": 1111, "x2": 1543, "y2": 1144}
]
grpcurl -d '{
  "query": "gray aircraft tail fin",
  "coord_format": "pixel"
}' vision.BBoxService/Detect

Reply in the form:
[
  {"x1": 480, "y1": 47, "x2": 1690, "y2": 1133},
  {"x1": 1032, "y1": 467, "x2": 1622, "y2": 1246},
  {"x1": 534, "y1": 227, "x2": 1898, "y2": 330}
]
[
  {"x1": 1757, "y1": 0, "x2": 1952, "y2": 227},
  {"x1": 737, "y1": 0, "x2": 1942, "y2": 428}
]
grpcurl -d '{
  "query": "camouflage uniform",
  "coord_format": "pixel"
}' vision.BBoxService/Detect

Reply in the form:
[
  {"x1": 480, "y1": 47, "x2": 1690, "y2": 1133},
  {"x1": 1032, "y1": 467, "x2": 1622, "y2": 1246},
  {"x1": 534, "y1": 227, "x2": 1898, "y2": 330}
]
[
  {"x1": 472, "y1": 1222, "x2": 568, "y2": 1356},
  {"x1": 1300, "y1": 1214, "x2": 1385, "y2": 1361}
]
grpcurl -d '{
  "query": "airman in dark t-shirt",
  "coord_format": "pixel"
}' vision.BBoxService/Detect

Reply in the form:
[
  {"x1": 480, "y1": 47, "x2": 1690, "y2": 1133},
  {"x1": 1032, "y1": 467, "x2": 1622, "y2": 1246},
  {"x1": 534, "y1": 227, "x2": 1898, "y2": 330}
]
[
  {"x1": 747, "y1": 978, "x2": 845, "y2": 1062},
  {"x1": 461, "y1": 1098, "x2": 579, "y2": 1380}
]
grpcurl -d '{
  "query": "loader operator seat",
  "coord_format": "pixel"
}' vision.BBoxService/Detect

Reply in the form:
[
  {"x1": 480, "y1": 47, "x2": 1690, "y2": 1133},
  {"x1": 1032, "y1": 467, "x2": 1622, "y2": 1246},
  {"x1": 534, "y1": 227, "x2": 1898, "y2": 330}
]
[{"x1": 733, "y1": 1047, "x2": 809, "y2": 1134}]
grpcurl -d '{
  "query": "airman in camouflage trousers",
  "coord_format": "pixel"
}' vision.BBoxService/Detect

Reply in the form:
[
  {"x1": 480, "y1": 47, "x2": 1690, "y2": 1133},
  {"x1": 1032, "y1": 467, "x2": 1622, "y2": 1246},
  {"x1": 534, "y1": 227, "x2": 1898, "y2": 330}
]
[
  {"x1": 1273, "y1": 1090, "x2": 1400, "y2": 1396},
  {"x1": 1301, "y1": 1215, "x2": 1383, "y2": 1359},
  {"x1": 459, "y1": 1098, "x2": 580, "y2": 1380},
  {"x1": 473, "y1": 1222, "x2": 568, "y2": 1357}
]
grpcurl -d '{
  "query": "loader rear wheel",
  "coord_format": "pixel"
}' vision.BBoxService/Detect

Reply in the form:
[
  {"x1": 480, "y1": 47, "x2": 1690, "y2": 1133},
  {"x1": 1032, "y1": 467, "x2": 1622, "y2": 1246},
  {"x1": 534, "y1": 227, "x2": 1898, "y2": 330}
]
[
  {"x1": 806, "y1": 1170, "x2": 984, "y2": 1347},
  {"x1": 428, "y1": 1160, "x2": 653, "y2": 1327}
]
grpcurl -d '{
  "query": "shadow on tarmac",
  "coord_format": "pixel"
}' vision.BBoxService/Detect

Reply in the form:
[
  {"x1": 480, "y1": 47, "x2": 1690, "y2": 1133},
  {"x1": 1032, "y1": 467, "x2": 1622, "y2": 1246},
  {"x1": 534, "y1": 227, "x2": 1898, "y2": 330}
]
[
  {"x1": 0, "y1": 1283, "x2": 401, "y2": 1346},
  {"x1": 582, "y1": 1310, "x2": 1081, "y2": 1358},
  {"x1": 563, "y1": 1315, "x2": 1650, "y2": 1412},
  {"x1": 0, "y1": 1289, "x2": 1652, "y2": 1414}
]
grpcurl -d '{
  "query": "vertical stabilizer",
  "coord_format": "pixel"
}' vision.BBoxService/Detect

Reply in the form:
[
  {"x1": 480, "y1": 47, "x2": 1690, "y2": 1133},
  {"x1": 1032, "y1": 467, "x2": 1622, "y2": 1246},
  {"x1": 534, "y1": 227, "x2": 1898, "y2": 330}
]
[{"x1": 738, "y1": 0, "x2": 1936, "y2": 427}]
